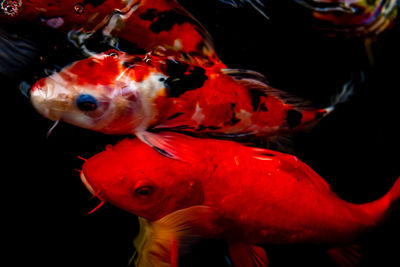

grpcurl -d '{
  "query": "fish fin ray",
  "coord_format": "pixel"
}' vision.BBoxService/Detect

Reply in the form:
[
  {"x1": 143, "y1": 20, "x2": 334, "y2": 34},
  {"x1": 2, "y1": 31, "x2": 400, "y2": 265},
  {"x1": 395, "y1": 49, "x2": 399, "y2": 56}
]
[
  {"x1": 324, "y1": 73, "x2": 362, "y2": 115},
  {"x1": 327, "y1": 244, "x2": 362, "y2": 267},
  {"x1": 132, "y1": 206, "x2": 219, "y2": 267},
  {"x1": 218, "y1": 0, "x2": 270, "y2": 20},
  {"x1": 222, "y1": 68, "x2": 314, "y2": 109},
  {"x1": 228, "y1": 243, "x2": 269, "y2": 267},
  {"x1": 251, "y1": 147, "x2": 332, "y2": 191},
  {"x1": 0, "y1": 27, "x2": 39, "y2": 77},
  {"x1": 137, "y1": 131, "x2": 198, "y2": 160}
]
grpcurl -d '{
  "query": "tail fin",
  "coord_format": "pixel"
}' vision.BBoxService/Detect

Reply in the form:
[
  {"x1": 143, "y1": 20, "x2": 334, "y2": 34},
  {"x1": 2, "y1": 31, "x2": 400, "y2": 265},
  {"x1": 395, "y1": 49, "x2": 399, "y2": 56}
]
[
  {"x1": 324, "y1": 72, "x2": 364, "y2": 114},
  {"x1": 361, "y1": 177, "x2": 400, "y2": 225}
]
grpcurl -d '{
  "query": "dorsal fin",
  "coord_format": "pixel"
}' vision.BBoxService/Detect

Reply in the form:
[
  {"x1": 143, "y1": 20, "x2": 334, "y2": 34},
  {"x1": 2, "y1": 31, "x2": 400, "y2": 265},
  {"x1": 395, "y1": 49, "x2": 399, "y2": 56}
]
[
  {"x1": 251, "y1": 147, "x2": 332, "y2": 191},
  {"x1": 222, "y1": 68, "x2": 312, "y2": 109}
]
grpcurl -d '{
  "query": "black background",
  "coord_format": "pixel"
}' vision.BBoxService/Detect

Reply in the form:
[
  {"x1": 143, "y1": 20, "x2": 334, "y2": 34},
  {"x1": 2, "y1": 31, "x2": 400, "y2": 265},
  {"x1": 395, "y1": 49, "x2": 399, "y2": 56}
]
[{"x1": 3, "y1": 1, "x2": 400, "y2": 266}]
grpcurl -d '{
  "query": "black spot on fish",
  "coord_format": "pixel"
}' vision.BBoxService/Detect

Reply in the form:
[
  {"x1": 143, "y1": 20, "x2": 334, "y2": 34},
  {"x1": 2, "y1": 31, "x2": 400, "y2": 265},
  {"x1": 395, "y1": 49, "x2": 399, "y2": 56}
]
[
  {"x1": 249, "y1": 89, "x2": 268, "y2": 112},
  {"x1": 152, "y1": 146, "x2": 174, "y2": 158},
  {"x1": 122, "y1": 57, "x2": 142, "y2": 68},
  {"x1": 167, "y1": 112, "x2": 184, "y2": 120},
  {"x1": 83, "y1": 0, "x2": 106, "y2": 8},
  {"x1": 286, "y1": 109, "x2": 303, "y2": 129},
  {"x1": 196, "y1": 125, "x2": 221, "y2": 131},
  {"x1": 207, "y1": 126, "x2": 221, "y2": 130},
  {"x1": 196, "y1": 125, "x2": 207, "y2": 131},
  {"x1": 259, "y1": 103, "x2": 268, "y2": 112},
  {"x1": 230, "y1": 113, "x2": 240, "y2": 126},
  {"x1": 165, "y1": 60, "x2": 188, "y2": 76},
  {"x1": 148, "y1": 10, "x2": 196, "y2": 34},
  {"x1": 262, "y1": 153, "x2": 275, "y2": 157},
  {"x1": 164, "y1": 63, "x2": 208, "y2": 98},
  {"x1": 140, "y1": 9, "x2": 158, "y2": 21},
  {"x1": 87, "y1": 60, "x2": 97, "y2": 67}
]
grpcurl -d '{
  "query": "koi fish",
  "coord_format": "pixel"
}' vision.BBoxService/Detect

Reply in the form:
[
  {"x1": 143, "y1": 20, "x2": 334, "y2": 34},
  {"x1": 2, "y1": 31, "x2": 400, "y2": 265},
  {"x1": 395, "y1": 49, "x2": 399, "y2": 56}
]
[
  {"x1": 0, "y1": 0, "x2": 223, "y2": 75},
  {"x1": 30, "y1": 49, "x2": 352, "y2": 155},
  {"x1": 293, "y1": 0, "x2": 399, "y2": 37},
  {"x1": 219, "y1": 0, "x2": 398, "y2": 37},
  {"x1": 80, "y1": 134, "x2": 400, "y2": 266}
]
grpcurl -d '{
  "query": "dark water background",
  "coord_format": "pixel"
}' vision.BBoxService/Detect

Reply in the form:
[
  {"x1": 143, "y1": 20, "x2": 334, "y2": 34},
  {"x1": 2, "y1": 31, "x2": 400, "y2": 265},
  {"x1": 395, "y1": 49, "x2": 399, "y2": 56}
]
[{"x1": 3, "y1": 1, "x2": 400, "y2": 266}]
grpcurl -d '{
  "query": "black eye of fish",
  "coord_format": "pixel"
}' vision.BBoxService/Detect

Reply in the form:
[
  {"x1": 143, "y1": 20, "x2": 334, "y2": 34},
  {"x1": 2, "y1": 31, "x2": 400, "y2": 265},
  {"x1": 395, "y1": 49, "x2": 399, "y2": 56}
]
[
  {"x1": 76, "y1": 94, "x2": 98, "y2": 111},
  {"x1": 135, "y1": 186, "x2": 153, "y2": 198}
]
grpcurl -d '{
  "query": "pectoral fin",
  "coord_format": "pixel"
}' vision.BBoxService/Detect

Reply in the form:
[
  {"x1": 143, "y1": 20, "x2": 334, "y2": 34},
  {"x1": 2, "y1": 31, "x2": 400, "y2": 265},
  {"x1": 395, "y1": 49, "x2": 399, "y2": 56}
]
[
  {"x1": 132, "y1": 206, "x2": 220, "y2": 267},
  {"x1": 137, "y1": 131, "x2": 199, "y2": 161},
  {"x1": 228, "y1": 243, "x2": 269, "y2": 267},
  {"x1": 327, "y1": 244, "x2": 362, "y2": 267}
]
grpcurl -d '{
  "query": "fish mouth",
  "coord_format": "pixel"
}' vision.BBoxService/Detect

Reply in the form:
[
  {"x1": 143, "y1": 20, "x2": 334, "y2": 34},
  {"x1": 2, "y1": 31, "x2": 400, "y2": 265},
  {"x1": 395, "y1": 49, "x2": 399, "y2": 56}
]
[
  {"x1": 80, "y1": 172, "x2": 95, "y2": 196},
  {"x1": 30, "y1": 82, "x2": 69, "y2": 121}
]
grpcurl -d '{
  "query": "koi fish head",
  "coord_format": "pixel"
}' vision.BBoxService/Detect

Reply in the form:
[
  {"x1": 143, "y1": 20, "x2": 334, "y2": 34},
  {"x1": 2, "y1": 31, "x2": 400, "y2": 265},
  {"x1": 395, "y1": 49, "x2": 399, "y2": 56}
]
[
  {"x1": 30, "y1": 50, "x2": 168, "y2": 134},
  {"x1": 80, "y1": 138, "x2": 204, "y2": 220}
]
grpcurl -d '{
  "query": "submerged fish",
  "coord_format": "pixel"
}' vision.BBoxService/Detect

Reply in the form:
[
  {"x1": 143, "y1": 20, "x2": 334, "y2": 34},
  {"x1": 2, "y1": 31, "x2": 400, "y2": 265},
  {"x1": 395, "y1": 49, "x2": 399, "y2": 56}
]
[
  {"x1": 80, "y1": 134, "x2": 400, "y2": 266},
  {"x1": 219, "y1": 0, "x2": 398, "y2": 37},
  {"x1": 30, "y1": 49, "x2": 351, "y2": 155},
  {"x1": 293, "y1": 0, "x2": 399, "y2": 37},
  {"x1": 0, "y1": 0, "x2": 222, "y2": 69}
]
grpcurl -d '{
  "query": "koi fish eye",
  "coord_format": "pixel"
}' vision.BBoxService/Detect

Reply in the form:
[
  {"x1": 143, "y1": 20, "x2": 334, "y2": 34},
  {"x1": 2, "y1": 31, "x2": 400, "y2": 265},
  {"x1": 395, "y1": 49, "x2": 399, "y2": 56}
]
[
  {"x1": 134, "y1": 186, "x2": 154, "y2": 198},
  {"x1": 76, "y1": 94, "x2": 98, "y2": 111},
  {"x1": 1, "y1": 0, "x2": 22, "y2": 16}
]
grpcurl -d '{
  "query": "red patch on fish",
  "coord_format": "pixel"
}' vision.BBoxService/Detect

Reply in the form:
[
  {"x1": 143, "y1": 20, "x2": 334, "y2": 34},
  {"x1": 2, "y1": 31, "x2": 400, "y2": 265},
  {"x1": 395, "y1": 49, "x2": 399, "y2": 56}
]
[{"x1": 66, "y1": 56, "x2": 121, "y2": 85}]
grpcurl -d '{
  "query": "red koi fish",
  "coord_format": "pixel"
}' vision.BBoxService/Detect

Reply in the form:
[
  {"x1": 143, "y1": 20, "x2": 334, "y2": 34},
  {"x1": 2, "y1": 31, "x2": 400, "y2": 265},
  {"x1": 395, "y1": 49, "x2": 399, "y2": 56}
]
[
  {"x1": 0, "y1": 0, "x2": 222, "y2": 67},
  {"x1": 30, "y1": 50, "x2": 351, "y2": 155},
  {"x1": 80, "y1": 134, "x2": 400, "y2": 267}
]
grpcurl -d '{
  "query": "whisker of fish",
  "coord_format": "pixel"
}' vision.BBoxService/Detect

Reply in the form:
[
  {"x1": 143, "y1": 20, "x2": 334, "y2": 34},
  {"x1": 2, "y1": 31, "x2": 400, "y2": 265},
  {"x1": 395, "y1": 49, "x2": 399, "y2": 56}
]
[
  {"x1": 19, "y1": 81, "x2": 31, "y2": 99},
  {"x1": 88, "y1": 199, "x2": 106, "y2": 214},
  {"x1": 46, "y1": 120, "x2": 60, "y2": 138},
  {"x1": 77, "y1": 156, "x2": 88, "y2": 162}
]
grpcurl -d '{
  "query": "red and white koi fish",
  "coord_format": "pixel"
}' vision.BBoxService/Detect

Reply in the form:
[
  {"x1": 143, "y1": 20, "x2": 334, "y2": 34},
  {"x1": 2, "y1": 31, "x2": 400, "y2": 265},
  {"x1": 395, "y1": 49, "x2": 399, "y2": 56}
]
[
  {"x1": 80, "y1": 134, "x2": 400, "y2": 266},
  {"x1": 30, "y1": 50, "x2": 352, "y2": 155}
]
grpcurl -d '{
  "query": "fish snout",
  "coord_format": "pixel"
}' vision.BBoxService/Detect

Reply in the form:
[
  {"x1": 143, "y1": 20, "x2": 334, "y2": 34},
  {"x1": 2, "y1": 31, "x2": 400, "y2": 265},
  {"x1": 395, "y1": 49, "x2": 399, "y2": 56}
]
[
  {"x1": 80, "y1": 172, "x2": 95, "y2": 196},
  {"x1": 30, "y1": 80, "x2": 68, "y2": 121}
]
